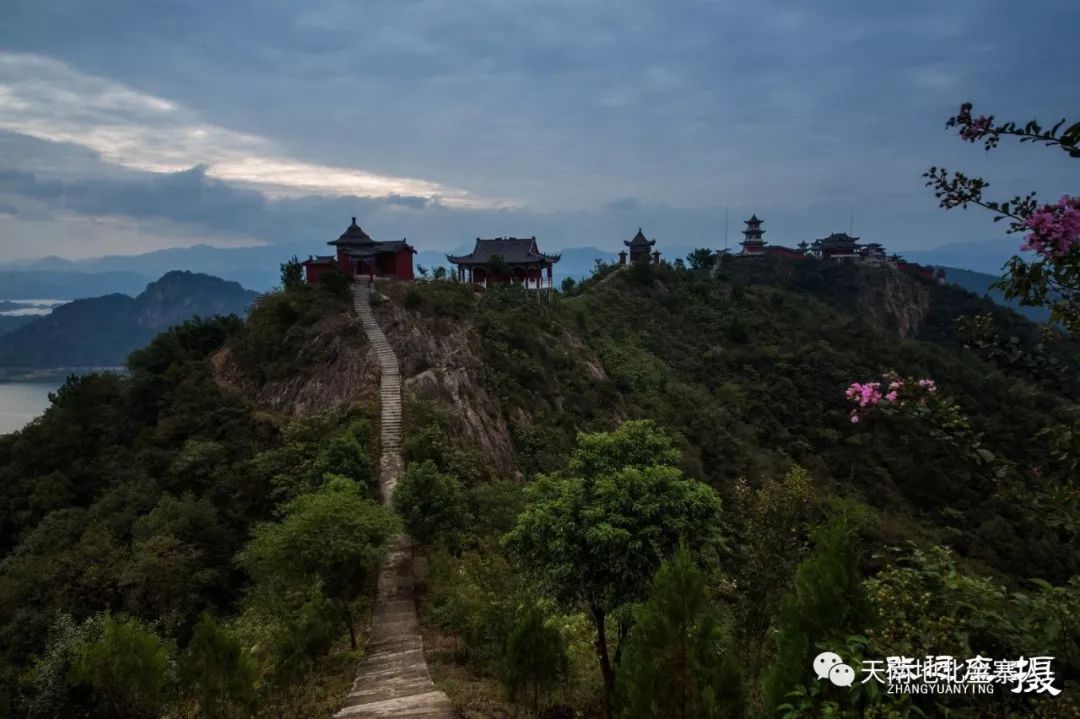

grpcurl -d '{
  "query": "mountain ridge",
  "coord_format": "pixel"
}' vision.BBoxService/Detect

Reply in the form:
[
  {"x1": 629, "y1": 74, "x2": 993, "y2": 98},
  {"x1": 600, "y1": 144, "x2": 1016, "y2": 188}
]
[{"x1": 0, "y1": 271, "x2": 259, "y2": 368}]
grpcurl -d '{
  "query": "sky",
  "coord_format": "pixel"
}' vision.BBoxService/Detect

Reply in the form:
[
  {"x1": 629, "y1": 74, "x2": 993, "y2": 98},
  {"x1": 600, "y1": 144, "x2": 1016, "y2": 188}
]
[{"x1": 0, "y1": 0, "x2": 1077, "y2": 261}]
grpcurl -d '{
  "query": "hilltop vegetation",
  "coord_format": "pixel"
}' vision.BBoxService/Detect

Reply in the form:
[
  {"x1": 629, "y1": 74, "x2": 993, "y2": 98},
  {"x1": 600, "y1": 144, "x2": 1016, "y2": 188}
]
[
  {"x1": 382, "y1": 258, "x2": 1077, "y2": 717},
  {"x1": 0, "y1": 255, "x2": 1076, "y2": 718}
]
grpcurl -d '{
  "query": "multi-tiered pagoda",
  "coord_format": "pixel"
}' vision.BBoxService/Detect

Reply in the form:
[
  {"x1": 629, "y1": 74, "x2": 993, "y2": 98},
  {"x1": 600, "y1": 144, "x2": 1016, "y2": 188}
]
[{"x1": 739, "y1": 215, "x2": 767, "y2": 255}]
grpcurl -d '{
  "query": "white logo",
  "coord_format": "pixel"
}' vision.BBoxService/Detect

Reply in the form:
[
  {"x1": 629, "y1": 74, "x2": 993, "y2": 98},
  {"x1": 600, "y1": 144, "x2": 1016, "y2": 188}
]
[
  {"x1": 829, "y1": 663, "x2": 856, "y2": 687},
  {"x1": 814, "y1": 652, "x2": 854, "y2": 687}
]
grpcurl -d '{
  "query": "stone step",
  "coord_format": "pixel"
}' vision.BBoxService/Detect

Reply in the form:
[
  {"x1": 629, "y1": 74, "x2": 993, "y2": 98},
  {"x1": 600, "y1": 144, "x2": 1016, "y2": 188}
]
[{"x1": 347, "y1": 278, "x2": 452, "y2": 719}]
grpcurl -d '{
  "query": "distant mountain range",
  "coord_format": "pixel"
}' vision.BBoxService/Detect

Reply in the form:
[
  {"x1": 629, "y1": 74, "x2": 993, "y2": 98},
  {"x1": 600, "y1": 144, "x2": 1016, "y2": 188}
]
[
  {"x1": 901, "y1": 238, "x2": 1022, "y2": 276},
  {"x1": 936, "y1": 266, "x2": 1049, "y2": 323},
  {"x1": 0, "y1": 269, "x2": 152, "y2": 300},
  {"x1": 0, "y1": 236, "x2": 1038, "y2": 320},
  {"x1": 0, "y1": 271, "x2": 258, "y2": 369},
  {"x1": 0, "y1": 242, "x2": 701, "y2": 295}
]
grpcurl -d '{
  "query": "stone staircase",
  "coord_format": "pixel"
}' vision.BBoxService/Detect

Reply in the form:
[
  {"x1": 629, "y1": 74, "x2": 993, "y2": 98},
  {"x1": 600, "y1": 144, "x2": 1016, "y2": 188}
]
[{"x1": 336, "y1": 279, "x2": 453, "y2": 719}]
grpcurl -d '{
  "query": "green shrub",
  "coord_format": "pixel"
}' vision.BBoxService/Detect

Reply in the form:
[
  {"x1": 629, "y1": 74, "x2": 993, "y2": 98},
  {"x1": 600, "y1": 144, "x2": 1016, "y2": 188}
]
[
  {"x1": 238, "y1": 477, "x2": 398, "y2": 648},
  {"x1": 392, "y1": 460, "x2": 468, "y2": 548},
  {"x1": 318, "y1": 266, "x2": 353, "y2": 301},
  {"x1": 68, "y1": 614, "x2": 174, "y2": 719},
  {"x1": 505, "y1": 606, "x2": 568, "y2": 714},
  {"x1": 312, "y1": 427, "x2": 374, "y2": 494},
  {"x1": 617, "y1": 545, "x2": 744, "y2": 719},
  {"x1": 180, "y1": 613, "x2": 256, "y2": 719},
  {"x1": 762, "y1": 504, "x2": 868, "y2": 714}
]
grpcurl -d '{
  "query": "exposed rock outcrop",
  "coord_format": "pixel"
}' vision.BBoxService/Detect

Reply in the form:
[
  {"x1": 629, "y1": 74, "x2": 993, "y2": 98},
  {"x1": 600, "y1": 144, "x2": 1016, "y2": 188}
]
[
  {"x1": 374, "y1": 297, "x2": 519, "y2": 477},
  {"x1": 213, "y1": 309, "x2": 381, "y2": 416},
  {"x1": 856, "y1": 267, "x2": 932, "y2": 338}
]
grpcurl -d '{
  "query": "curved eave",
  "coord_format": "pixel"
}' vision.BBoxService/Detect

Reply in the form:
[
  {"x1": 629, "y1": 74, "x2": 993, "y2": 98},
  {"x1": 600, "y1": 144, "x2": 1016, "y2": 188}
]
[{"x1": 446, "y1": 255, "x2": 559, "y2": 266}]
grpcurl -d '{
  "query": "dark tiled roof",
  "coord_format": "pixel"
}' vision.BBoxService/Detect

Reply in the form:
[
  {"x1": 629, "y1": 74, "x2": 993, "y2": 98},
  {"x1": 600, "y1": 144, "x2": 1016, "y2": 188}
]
[
  {"x1": 329, "y1": 217, "x2": 375, "y2": 246},
  {"x1": 303, "y1": 255, "x2": 336, "y2": 264},
  {"x1": 624, "y1": 228, "x2": 656, "y2": 247},
  {"x1": 746, "y1": 214, "x2": 762, "y2": 224},
  {"x1": 813, "y1": 232, "x2": 861, "y2": 247},
  {"x1": 447, "y1": 237, "x2": 561, "y2": 265},
  {"x1": 343, "y1": 240, "x2": 413, "y2": 258}
]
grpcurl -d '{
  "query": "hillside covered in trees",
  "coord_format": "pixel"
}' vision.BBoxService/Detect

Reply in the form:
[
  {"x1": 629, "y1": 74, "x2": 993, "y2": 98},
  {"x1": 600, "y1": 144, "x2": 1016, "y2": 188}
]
[{"x1": 0, "y1": 257, "x2": 1076, "y2": 718}]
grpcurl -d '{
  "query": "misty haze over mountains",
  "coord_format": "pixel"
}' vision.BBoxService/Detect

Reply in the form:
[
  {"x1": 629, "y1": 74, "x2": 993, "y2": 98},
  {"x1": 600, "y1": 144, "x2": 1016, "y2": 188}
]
[{"x1": 0, "y1": 235, "x2": 1022, "y2": 294}]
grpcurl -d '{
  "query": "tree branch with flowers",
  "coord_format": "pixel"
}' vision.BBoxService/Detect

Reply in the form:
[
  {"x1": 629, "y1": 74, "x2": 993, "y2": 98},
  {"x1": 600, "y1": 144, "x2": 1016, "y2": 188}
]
[
  {"x1": 924, "y1": 103, "x2": 1080, "y2": 336},
  {"x1": 844, "y1": 104, "x2": 1080, "y2": 552},
  {"x1": 845, "y1": 372, "x2": 1002, "y2": 473}
]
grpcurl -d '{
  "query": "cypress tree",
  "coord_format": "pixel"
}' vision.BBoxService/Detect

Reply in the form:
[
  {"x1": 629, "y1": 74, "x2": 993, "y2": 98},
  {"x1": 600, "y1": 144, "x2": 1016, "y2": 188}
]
[
  {"x1": 616, "y1": 544, "x2": 744, "y2": 719},
  {"x1": 504, "y1": 606, "x2": 568, "y2": 715},
  {"x1": 762, "y1": 504, "x2": 868, "y2": 714}
]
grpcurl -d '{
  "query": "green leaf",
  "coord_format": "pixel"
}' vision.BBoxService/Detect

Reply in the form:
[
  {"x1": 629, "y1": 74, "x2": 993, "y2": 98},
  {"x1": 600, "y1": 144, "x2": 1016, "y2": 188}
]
[{"x1": 1061, "y1": 121, "x2": 1080, "y2": 145}]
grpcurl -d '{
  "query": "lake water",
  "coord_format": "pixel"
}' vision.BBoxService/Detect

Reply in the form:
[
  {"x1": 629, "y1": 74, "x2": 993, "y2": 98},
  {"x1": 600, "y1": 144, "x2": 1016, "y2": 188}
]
[{"x1": 0, "y1": 379, "x2": 65, "y2": 435}]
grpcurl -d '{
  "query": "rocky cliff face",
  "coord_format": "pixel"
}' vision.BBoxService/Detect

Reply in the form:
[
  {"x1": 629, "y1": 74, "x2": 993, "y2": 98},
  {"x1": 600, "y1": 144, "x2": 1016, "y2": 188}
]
[
  {"x1": 856, "y1": 267, "x2": 932, "y2": 338},
  {"x1": 214, "y1": 308, "x2": 380, "y2": 416},
  {"x1": 373, "y1": 295, "x2": 519, "y2": 477},
  {"x1": 215, "y1": 289, "x2": 520, "y2": 476}
]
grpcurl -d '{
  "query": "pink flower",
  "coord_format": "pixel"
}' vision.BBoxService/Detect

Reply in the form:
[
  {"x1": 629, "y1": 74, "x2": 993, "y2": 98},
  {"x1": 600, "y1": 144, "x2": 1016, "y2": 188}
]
[
  {"x1": 959, "y1": 116, "x2": 991, "y2": 141},
  {"x1": 917, "y1": 379, "x2": 937, "y2": 393},
  {"x1": 949, "y1": 103, "x2": 992, "y2": 142},
  {"x1": 1021, "y1": 195, "x2": 1080, "y2": 259},
  {"x1": 846, "y1": 381, "x2": 884, "y2": 418},
  {"x1": 885, "y1": 391, "x2": 898, "y2": 402}
]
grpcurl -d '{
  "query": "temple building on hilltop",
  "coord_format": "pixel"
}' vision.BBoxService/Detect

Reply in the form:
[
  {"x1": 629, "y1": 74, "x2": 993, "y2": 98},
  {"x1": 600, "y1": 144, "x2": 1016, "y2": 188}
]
[
  {"x1": 448, "y1": 237, "x2": 560, "y2": 289},
  {"x1": 730, "y1": 216, "x2": 942, "y2": 281},
  {"x1": 620, "y1": 228, "x2": 661, "y2": 265},
  {"x1": 739, "y1": 215, "x2": 766, "y2": 255},
  {"x1": 860, "y1": 242, "x2": 887, "y2": 263},
  {"x1": 809, "y1": 232, "x2": 861, "y2": 261},
  {"x1": 303, "y1": 217, "x2": 416, "y2": 283},
  {"x1": 736, "y1": 215, "x2": 805, "y2": 259}
]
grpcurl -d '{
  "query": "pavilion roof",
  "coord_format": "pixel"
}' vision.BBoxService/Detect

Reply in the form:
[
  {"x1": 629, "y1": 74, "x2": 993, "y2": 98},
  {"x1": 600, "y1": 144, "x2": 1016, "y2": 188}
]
[
  {"x1": 328, "y1": 217, "x2": 376, "y2": 246},
  {"x1": 624, "y1": 228, "x2": 656, "y2": 248},
  {"x1": 343, "y1": 240, "x2": 413, "y2": 258},
  {"x1": 812, "y1": 232, "x2": 861, "y2": 248},
  {"x1": 447, "y1": 237, "x2": 561, "y2": 265}
]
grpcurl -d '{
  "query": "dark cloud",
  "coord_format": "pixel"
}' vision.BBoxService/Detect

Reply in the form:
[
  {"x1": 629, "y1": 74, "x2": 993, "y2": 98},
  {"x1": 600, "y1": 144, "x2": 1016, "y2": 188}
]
[
  {"x1": 0, "y1": 170, "x2": 64, "y2": 200},
  {"x1": 384, "y1": 194, "x2": 431, "y2": 209},
  {"x1": 0, "y1": 165, "x2": 266, "y2": 230},
  {"x1": 605, "y1": 198, "x2": 641, "y2": 212},
  {"x1": 0, "y1": 1, "x2": 1077, "y2": 260}
]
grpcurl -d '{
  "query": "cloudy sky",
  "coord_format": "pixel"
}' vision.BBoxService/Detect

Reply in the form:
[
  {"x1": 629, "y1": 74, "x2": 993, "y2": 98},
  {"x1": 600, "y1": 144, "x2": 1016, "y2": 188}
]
[{"x1": 0, "y1": 0, "x2": 1076, "y2": 261}]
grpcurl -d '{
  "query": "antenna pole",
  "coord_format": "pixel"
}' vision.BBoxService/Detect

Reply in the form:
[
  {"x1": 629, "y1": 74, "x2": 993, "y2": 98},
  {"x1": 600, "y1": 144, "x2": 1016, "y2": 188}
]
[{"x1": 724, "y1": 202, "x2": 729, "y2": 250}]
